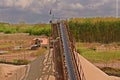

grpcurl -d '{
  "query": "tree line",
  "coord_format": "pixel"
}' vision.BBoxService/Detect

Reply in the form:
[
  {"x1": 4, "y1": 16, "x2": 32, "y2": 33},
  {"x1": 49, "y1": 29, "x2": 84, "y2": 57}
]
[
  {"x1": 68, "y1": 17, "x2": 120, "y2": 43},
  {"x1": 0, "y1": 22, "x2": 51, "y2": 36}
]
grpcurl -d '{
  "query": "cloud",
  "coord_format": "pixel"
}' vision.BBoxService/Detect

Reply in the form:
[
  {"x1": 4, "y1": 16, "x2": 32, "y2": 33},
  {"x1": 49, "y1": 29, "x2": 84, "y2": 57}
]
[
  {"x1": 0, "y1": 0, "x2": 32, "y2": 10},
  {"x1": 71, "y1": 3, "x2": 84, "y2": 9},
  {"x1": 86, "y1": 0, "x2": 110, "y2": 9},
  {"x1": 3, "y1": 0, "x2": 14, "y2": 7},
  {"x1": 14, "y1": 0, "x2": 32, "y2": 9},
  {"x1": 0, "y1": 0, "x2": 119, "y2": 23}
]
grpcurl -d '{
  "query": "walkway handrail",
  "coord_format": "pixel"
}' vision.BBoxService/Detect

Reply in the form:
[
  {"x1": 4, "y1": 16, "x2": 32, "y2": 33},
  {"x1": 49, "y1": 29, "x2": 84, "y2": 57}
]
[{"x1": 63, "y1": 21, "x2": 86, "y2": 80}]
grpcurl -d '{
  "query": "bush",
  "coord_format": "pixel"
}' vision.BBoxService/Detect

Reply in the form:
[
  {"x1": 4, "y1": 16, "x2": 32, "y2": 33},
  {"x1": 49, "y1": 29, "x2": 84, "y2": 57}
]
[
  {"x1": 31, "y1": 48, "x2": 46, "y2": 57},
  {"x1": 13, "y1": 59, "x2": 30, "y2": 65},
  {"x1": 100, "y1": 67, "x2": 120, "y2": 77},
  {"x1": 0, "y1": 23, "x2": 51, "y2": 36},
  {"x1": 0, "y1": 59, "x2": 6, "y2": 63}
]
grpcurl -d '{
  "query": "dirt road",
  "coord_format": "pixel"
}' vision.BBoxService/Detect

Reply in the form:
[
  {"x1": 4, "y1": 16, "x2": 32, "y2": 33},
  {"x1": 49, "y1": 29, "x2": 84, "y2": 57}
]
[{"x1": 22, "y1": 49, "x2": 55, "y2": 80}]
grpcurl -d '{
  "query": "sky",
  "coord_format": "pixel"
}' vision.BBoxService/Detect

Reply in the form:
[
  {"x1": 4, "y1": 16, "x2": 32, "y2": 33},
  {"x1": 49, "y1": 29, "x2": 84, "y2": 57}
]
[{"x1": 0, "y1": 0, "x2": 119, "y2": 23}]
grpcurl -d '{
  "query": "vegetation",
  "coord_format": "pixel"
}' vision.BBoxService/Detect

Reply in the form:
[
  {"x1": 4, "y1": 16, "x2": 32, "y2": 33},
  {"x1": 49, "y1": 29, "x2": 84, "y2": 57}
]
[
  {"x1": 78, "y1": 47, "x2": 120, "y2": 63},
  {"x1": 0, "y1": 22, "x2": 51, "y2": 36},
  {"x1": 100, "y1": 67, "x2": 120, "y2": 77},
  {"x1": 76, "y1": 43, "x2": 120, "y2": 63},
  {"x1": 0, "y1": 59, "x2": 6, "y2": 63},
  {"x1": 31, "y1": 47, "x2": 46, "y2": 57},
  {"x1": 0, "y1": 59, "x2": 30, "y2": 65},
  {"x1": 68, "y1": 17, "x2": 120, "y2": 43},
  {"x1": 76, "y1": 42, "x2": 120, "y2": 77},
  {"x1": 71, "y1": 18, "x2": 120, "y2": 76},
  {"x1": 13, "y1": 59, "x2": 31, "y2": 65}
]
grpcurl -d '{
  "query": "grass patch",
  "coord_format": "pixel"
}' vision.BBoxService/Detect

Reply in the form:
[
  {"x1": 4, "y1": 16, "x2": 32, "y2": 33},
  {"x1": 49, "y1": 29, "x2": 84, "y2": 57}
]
[
  {"x1": 76, "y1": 43, "x2": 120, "y2": 63},
  {"x1": 0, "y1": 43, "x2": 13, "y2": 48},
  {"x1": 99, "y1": 67, "x2": 120, "y2": 77},
  {"x1": 31, "y1": 48, "x2": 46, "y2": 57},
  {"x1": 13, "y1": 59, "x2": 31, "y2": 65},
  {"x1": 0, "y1": 59, "x2": 6, "y2": 63},
  {"x1": 76, "y1": 42, "x2": 120, "y2": 77},
  {"x1": 0, "y1": 59, "x2": 30, "y2": 65}
]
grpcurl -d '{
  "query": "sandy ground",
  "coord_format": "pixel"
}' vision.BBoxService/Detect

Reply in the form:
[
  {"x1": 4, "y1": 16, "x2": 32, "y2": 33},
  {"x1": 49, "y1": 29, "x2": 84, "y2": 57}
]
[
  {"x1": 0, "y1": 51, "x2": 36, "y2": 62},
  {"x1": 0, "y1": 49, "x2": 55, "y2": 80},
  {"x1": 0, "y1": 64, "x2": 26, "y2": 80},
  {"x1": 93, "y1": 62, "x2": 120, "y2": 69},
  {"x1": 0, "y1": 50, "x2": 120, "y2": 80}
]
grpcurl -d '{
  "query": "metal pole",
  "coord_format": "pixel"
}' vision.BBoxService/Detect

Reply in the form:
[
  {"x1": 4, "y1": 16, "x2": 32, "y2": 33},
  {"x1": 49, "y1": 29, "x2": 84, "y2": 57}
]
[{"x1": 116, "y1": 0, "x2": 119, "y2": 18}]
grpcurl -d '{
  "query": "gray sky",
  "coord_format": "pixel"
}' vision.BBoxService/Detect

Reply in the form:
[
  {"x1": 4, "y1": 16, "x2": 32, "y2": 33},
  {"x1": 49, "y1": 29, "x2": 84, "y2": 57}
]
[{"x1": 0, "y1": 0, "x2": 119, "y2": 23}]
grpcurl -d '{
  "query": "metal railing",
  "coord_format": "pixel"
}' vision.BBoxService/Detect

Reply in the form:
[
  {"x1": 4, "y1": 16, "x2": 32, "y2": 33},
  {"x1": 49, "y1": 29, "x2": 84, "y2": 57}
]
[
  {"x1": 63, "y1": 22, "x2": 86, "y2": 80},
  {"x1": 60, "y1": 22, "x2": 76, "y2": 80},
  {"x1": 52, "y1": 21, "x2": 86, "y2": 80}
]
